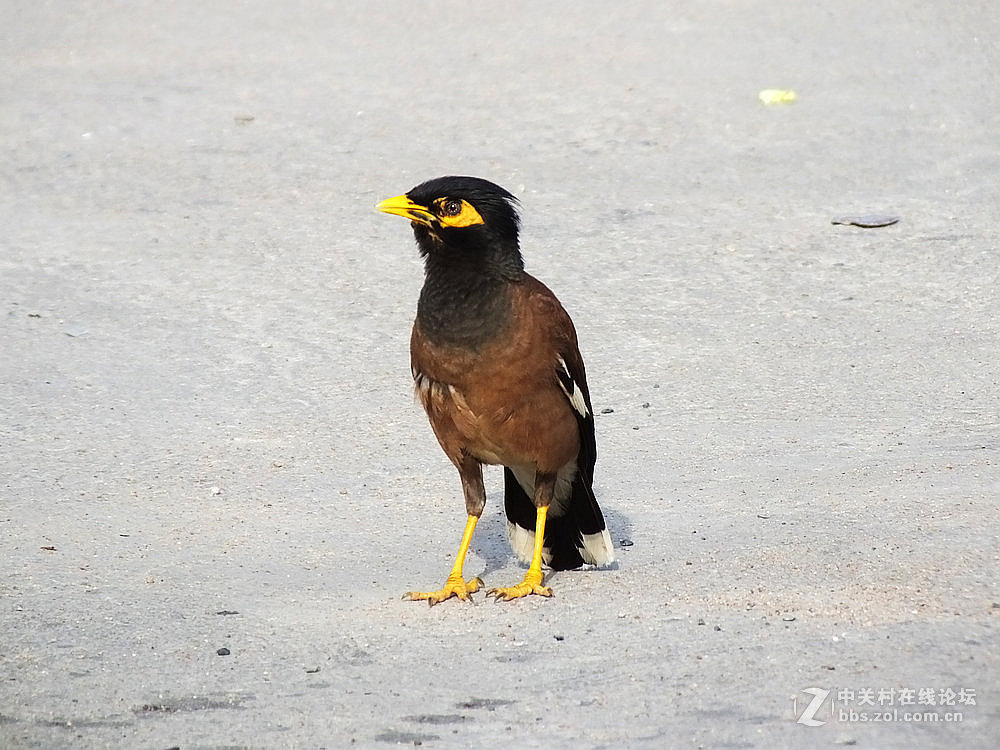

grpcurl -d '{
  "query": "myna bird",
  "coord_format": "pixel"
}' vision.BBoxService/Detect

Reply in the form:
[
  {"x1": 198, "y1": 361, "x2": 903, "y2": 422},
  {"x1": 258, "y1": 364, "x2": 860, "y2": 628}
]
[{"x1": 377, "y1": 176, "x2": 614, "y2": 604}]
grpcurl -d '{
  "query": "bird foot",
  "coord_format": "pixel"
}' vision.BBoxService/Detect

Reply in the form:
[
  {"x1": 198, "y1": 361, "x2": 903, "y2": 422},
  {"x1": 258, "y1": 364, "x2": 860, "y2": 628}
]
[
  {"x1": 487, "y1": 570, "x2": 552, "y2": 602},
  {"x1": 403, "y1": 573, "x2": 483, "y2": 606}
]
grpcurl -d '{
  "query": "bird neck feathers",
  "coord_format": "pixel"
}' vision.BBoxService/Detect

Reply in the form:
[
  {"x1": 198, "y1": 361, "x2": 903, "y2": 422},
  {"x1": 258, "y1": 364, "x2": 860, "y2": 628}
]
[{"x1": 416, "y1": 253, "x2": 526, "y2": 350}]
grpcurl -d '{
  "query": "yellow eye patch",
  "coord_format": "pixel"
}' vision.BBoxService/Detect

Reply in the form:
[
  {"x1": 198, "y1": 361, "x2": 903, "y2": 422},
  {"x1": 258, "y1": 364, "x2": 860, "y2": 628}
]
[{"x1": 433, "y1": 198, "x2": 485, "y2": 228}]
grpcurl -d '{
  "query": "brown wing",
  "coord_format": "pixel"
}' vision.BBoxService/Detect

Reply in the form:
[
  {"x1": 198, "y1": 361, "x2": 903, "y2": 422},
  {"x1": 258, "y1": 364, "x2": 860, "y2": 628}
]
[
  {"x1": 518, "y1": 275, "x2": 596, "y2": 469},
  {"x1": 505, "y1": 276, "x2": 610, "y2": 569}
]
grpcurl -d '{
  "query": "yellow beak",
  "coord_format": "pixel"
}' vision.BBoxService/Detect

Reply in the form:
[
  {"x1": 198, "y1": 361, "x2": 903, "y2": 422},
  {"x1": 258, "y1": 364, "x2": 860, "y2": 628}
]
[{"x1": 376, "y1": 194, "x2": 436, "y2": 226}]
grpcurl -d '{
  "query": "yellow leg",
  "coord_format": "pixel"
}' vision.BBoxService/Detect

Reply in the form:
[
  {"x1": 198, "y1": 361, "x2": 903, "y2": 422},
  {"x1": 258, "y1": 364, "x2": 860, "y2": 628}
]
[
  {"x1": 403, "y1": 515, "x2": 484, "y2": 606},
  {"x1": 488, "y1": 506, "x2": 554, "y2": 601}
]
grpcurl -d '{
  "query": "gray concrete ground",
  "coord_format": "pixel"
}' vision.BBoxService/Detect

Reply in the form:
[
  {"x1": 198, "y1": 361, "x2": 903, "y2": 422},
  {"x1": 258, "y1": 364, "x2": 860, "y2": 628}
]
[{"x1": 2, "y1": 2, "x2": 998, "y2": 748}]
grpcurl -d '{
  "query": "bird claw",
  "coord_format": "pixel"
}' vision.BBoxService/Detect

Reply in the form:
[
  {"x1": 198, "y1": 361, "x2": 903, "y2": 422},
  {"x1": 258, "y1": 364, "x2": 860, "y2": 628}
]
[
  {"x1": 486, "y1": 571, "x2": 552, "y2": 601},
  {"x1": 403, "y1": 575, "x2": 484, "y2": 606}
]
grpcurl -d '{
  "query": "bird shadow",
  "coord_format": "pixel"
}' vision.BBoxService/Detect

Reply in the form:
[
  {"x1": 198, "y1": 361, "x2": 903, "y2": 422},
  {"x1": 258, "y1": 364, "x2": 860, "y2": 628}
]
[{"x1": 471, "y1": 491, "x2": 632, "y2": 578}]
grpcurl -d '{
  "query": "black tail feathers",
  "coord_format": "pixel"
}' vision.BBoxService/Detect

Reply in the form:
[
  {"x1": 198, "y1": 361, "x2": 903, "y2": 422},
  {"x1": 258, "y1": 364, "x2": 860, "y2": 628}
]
[{"x1": 503, "y1": 466, "x2": 613, "y2": 570}]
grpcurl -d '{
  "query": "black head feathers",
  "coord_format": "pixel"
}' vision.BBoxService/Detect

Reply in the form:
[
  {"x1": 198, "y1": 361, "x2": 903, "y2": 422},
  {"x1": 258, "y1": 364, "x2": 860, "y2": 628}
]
[
  {"x1": 378, "y1": 175, "x2": 526, "y2": 279},
  {"x1": 407, "y1": 176, "x2": 520, "y2": 243}
]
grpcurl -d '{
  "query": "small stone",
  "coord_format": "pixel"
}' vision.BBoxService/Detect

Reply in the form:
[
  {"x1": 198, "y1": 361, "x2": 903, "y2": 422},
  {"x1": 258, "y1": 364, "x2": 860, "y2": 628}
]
[
  {"x1": 782, "y1": 615, "x2": 797, "y2": 622},
  {"x1": 217, "y1": 647, "x2": 231, "y2": 656},
  {"x1": 619, "y1": 538, "x2": 634, "y2": 547},
  {"x1": 600, "y1": 408, "x2": 614, "y2": 414}
]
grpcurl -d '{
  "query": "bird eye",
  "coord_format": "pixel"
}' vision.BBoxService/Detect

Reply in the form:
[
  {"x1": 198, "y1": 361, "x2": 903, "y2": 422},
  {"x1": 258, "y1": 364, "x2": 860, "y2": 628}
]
[{"x1": 441, "y1": 199, "x2": 463, "y2": 217}]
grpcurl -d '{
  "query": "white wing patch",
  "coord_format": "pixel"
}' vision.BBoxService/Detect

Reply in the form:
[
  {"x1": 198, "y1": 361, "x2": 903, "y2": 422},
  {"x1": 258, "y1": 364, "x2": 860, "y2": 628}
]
[{"x1": 556, "y1": 356, "x2": 589, "y2": 418}]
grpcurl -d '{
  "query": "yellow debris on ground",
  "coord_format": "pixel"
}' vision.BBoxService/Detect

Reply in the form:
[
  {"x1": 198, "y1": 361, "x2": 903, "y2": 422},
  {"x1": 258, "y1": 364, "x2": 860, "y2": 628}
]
[{"x1": 759, "y1": 88, "x2": 797, "y2": 104}]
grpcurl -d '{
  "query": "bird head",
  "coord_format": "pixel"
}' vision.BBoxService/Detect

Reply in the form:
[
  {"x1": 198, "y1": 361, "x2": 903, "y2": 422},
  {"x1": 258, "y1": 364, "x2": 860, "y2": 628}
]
[{"x1": 377, "y1": 176, "x2": 522, "y2": 263}]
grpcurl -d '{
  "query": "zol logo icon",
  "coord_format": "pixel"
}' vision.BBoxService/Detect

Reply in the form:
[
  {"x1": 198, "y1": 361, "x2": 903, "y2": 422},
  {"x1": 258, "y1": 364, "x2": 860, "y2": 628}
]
[{"x1": 795, "y1": 688, "x2": 831, "y2": 727}]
